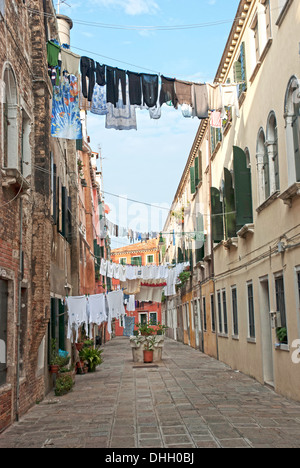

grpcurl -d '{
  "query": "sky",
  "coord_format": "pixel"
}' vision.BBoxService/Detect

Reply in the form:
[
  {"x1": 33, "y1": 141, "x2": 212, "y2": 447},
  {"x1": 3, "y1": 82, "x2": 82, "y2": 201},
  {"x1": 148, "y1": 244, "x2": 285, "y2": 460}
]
[{"x1": 58, "y1": 0, "x2": 240, "y2": 248}]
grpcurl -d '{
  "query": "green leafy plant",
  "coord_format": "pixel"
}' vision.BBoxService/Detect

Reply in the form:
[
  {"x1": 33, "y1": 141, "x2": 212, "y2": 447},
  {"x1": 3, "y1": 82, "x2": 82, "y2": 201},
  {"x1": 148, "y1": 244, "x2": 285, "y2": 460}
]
[
  {"x1": 144, "y1": 336, "x2": 157, "y2": 351},
  {"x1": 179, "y1": 271, "x2": 191, "y2": 286},
  {"x1": 55, "y1": 374, "x2": 74, "y2": 396},
  {"x1": 136, "y1": 321, "x2": 156, "y2": 336},
  {"x1": 79, "y1": 347, "x2": 103, "y2": 372},
  {"x1": 277, "y1": 327, "x2": 288, "y2": 344},
  {"x1": 156, "y1": 322, "x2": 168, "y2": 336}
]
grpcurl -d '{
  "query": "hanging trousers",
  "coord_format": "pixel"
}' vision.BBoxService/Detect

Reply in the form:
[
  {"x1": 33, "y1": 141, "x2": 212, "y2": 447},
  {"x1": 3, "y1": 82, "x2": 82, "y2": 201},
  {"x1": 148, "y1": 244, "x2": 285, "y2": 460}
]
[
  {"x1": 106, "y1": 67, "x2": 127, "y2": 106},
  {"x1": 127, "y1": 71, "x2": 142, "y2": 106},
  {"x1": 80, "y1": 56, "x2": 95, "y2": 101}
]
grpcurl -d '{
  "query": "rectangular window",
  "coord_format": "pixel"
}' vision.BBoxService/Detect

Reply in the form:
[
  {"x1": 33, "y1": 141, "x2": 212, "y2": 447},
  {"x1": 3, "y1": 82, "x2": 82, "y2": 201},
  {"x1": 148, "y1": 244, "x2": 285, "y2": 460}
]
[
  {"x1": 275, "y1": 274, "x2": 288, "y2": 343},
  {"x1": 297, "y1": 271, "x2": 300, "y2": 303},
  {"x1": 119, "y1": 257, "x2": 127, "y2": 265},
  {"x1": 247, "y1": 283, "x2": 256, "y2": 338},
  {"x1": 146, "y1": 255, "x2": 154, "y2": 264},
  {"x1": 149, "y1": 312, "x2": 157, "y2": 325},
  {"x1": 231, "y1": 287, "x2": 239, "y2": 336},
  {"x1": 0, "y1": 279, "x2": 8, "y2": 386},
  {"x1": 203, "y1": 297, "x2": 207, "y2": 331},
  {"x1": 131, "y1": 256, "x2": 142, "y2": 266},
  {"x1": 217, "y1": 291, "x2": 223, "y2": 333},
  {"x1": 0, "y1": 0, "x2": 5, "y2": 18},
  {"x1": 210, "y1": 294, "x2": 215, "y2": 332},
  {"x1": 222, "y1": 290, "x2": 228, "y2": 335}
]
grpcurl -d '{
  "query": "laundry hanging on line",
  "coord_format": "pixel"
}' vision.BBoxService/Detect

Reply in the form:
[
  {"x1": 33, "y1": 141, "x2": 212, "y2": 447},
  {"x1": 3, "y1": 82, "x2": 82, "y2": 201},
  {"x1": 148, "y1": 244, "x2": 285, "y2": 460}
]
[{"x1": 47, "y1": 40, "x2": 241, "y2": 139}]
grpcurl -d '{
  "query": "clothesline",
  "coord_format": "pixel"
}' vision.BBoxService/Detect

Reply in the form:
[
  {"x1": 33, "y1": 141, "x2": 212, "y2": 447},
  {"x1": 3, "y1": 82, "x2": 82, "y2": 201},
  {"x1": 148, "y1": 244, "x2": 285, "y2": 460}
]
[{"x1": 47, "y1": 39, "x2": 241, "y2": 138}]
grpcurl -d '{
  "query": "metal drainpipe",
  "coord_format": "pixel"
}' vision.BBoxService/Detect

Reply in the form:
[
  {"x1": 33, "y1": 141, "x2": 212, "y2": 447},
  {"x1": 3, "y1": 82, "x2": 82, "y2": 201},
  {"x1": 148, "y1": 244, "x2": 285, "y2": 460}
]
[
  {"x1": 208, "y1": 125, "x2": 219, "y2": 361},
  {"x1": 16, "y1": 117, "x2": 24, "y2": 421}
]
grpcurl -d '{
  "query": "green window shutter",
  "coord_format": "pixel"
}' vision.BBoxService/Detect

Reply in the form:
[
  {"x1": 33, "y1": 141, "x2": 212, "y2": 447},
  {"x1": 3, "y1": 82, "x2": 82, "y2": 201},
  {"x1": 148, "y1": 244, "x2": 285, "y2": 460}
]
[
  {"x1": 233, "y1": 146, "x2": 253, "y2": 232},
  {"x1": 194, "y1": 157, "x2": 199, "y2": 186},
  {"x1": 177, "y1": 247, "x2": 184, "y2": 264},
  {"x1": 211, "y1": 187, "x2": 224, "y2": 243},
  {"x1": 224, "y1": 168, "x2": 237, "y2": 239},
  {"x1": 190, "y1": 166, "x2": 196, "y2": 194},
  {"x1": 240, "y1": 42, "x2": 247, "y2": 93},
  {"x1": 292, "y1": 115, "x2": 300, "y2": 182},
  {"x1": 233, "y1": 60, "x2": 242, "y2": 84}
]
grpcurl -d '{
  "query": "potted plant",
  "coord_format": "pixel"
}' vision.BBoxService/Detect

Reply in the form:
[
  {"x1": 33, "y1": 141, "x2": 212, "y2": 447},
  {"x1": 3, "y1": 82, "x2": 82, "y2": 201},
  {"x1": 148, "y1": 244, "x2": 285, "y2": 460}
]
[
  {"x1": 55, "y1": 374, "x2": 74, "y2": 396},
  {"x1": 49, "y1": 339, "x2": 61, "y2": 374},
  {"x1": 156, "y1": 322, "x2": 168, "y2": 336},
  {"x1": 143, "y1": 336, "x2": 157, "y2": 363},
  {"x1": 276, "y1": 327, "x2": 288, "y2": 345},
  {"x1": 136, "y1": 321, "x2": 156, "y2": 336},
  {"x1": 79, "y1": 347, "x2": 103, "y2": 373}
]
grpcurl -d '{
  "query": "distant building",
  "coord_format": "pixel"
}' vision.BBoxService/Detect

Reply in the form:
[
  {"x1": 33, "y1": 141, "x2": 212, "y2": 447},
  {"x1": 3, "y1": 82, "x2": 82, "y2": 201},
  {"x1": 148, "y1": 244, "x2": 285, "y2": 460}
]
[{"x1": 111, "y1": 239, "x2": 162, "y2": 337}]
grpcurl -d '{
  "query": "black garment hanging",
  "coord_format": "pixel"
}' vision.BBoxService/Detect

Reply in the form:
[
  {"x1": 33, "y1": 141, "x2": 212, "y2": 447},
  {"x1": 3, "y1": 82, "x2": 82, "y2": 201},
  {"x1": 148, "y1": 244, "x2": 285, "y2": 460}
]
[
  {"x1": 106, "y1": 66, "x2": 117, "y2": 106},
  {"x1": 141, "y1": 73, "x2": 159, "y2": 108},
  {"x1": 106, "y1": 67, "x2": 127, "y2": 107},
  {"x1": 127, "y1": 71, "x2": 142, "y2": 106},
  {"x1": 115, "y1": 68, "x2": 127, "y2": 105},
  {"x1": 80, "y1": 56, "x2": 95, "y2": 102},
  {"x1": 159, "y1": 76, "x2": 178, "y2": 108},
  {"x1": 95, "y1": 63, "x2": 106, "y2": 86}
]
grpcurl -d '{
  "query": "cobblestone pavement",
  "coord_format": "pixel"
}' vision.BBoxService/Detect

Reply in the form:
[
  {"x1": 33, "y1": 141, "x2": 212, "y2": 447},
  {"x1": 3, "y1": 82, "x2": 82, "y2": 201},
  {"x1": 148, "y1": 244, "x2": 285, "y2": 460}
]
[{"x1": 1, "y1": 337, "x2": 300, "y2": 448}]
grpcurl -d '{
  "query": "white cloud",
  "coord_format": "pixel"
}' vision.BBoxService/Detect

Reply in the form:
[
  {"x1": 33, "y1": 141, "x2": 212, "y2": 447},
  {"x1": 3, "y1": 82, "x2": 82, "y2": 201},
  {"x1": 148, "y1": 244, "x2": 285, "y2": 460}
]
[{"x1": 90, "y1": 0, "x2": 160, "y2": 16}]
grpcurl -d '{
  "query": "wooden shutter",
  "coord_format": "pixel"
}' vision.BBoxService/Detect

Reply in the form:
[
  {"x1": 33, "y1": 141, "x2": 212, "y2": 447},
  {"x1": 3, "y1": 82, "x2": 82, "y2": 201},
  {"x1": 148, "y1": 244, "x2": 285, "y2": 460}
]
[
  {"x1": 194, "y1": 157, "x2": 199, "y2": 187},
  {"x1": 52, "y1": 164, "x2": 57, "y2": 224},
  {"x1": 211, "y1": 187, "x2": 224, "y2": 243},
  {"x1": 0, "y1": 280, "x2": 8, "y2": 386},
  {"x1": 240, "y1": 42, "x2": 247, "y2": 93},
  {"x1": 265, "y1": 0, "x2": 271, "y2": 39},
  {"x1": 263, "y1": 146, "x2": 270, "y2": 199},
  {"x1": 61, "y1": 186, "x2": 68, "y2": 238},
  {"x1": 233, "y1": 146, "x2": 253, "y2": 231},
  {"x1": 190, "y1": 166, "x2": 196, "y2": 194},
  {"x1": 292, "y1": 114, "x2": 300, "y2": 182},
  {"x1": 233, "y1": 61, "x2": 242, "y2": 84},
  {"x1": 224, "y1": 168, "x2": 236, "y2": 239}
]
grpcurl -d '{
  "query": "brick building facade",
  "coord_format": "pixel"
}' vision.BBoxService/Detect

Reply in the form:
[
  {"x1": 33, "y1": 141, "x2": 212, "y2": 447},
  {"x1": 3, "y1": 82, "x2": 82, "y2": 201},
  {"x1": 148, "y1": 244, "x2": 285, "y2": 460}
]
[{"x1": 0, "y1": 1, "x2": 109, "y2": 431}]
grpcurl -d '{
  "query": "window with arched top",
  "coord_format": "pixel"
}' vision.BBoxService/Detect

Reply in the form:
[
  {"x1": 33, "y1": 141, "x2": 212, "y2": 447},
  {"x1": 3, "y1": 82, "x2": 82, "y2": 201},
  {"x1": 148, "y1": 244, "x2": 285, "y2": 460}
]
[
  {"x1": 2, "y1": 64, "x2": 18, "y2": 170},
  {"x1": 256, "y1": 127, "x2": 270, "y2": 204},
  {"x1": 266, "y1": 111, "x2": 280, "y2": 192},
  {"x1": 284, "y1": 76, "x2": 300, "y2": 185}
]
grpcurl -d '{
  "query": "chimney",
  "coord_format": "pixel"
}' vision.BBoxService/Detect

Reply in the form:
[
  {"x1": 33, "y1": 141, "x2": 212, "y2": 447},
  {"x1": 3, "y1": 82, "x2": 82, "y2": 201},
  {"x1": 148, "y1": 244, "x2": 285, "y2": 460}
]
[{"x1": 56, "y1": 14, "x2": 73, "y2": 46}]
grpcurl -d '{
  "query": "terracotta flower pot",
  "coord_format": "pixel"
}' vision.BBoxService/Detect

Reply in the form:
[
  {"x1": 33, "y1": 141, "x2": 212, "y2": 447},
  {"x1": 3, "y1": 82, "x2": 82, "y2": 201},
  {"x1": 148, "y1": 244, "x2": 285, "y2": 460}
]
[
  {"x1": 50, "y1": 365, "x2": 60, "y2": 374},
  {"x1": 143, "y1": 350, "x2": 154, "y2": 363}
]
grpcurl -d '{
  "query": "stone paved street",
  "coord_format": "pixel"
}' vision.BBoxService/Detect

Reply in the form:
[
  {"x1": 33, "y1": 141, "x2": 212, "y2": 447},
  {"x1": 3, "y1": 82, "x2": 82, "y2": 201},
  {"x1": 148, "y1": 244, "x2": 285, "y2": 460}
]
[{"x1": 1, "y1": 337, "x2": 300, "y2": 449}]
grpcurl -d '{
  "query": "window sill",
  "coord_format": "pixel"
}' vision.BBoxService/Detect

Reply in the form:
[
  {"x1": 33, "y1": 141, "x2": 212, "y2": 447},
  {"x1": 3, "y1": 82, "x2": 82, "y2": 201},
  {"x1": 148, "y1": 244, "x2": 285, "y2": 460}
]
[
  {"x1": 279, "y1": 182, "x2": 300, "y2": 207},
  {"x1": 237, "y1": 223, "x2": 255, "y2": 239},
  {"x1": 249, "y1": 38, "x2": 273, "y2": 84},
  {"x1": 256, "y1": 190, "x2": 280, "y2": 213},
  {"x1": 218, "y1": 333, "x2": 229, "y2": 339},
  {"x1": 276, "y1": 0, "x2": 293, "y2": 27},
  {"x1": 247, "y1": 337, "x2": 256, "y2": 344},
  {"x1": 274, "y1": 343, "x2": 289, "y2": 351},
  {"x1": 1, "y1": 168, "x2": 30, "y2": 192},
  {"x1": 232, "y1": 334, "x2": 239, "y2": 341}
]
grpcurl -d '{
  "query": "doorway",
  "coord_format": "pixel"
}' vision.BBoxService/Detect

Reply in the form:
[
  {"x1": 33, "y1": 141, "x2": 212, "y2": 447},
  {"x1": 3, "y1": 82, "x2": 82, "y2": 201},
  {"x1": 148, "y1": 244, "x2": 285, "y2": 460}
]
[{"x1": 259, "y1": 277, "x2": 274, "y2": 386}]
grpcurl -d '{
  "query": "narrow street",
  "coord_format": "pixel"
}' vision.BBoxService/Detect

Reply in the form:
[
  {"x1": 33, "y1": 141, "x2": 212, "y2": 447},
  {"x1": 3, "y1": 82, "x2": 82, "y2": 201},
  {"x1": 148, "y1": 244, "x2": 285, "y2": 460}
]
[{"x1": 1, "y1": 337, "x2": 300, "y2": 449}]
